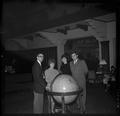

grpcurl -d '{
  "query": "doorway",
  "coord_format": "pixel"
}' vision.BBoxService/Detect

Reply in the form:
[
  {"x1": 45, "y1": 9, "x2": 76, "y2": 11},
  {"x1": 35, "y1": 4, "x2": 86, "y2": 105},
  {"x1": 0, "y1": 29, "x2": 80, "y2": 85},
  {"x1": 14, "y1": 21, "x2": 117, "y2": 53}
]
[{"x1": 64, "y1": 36, "x2": 99, "y2": 71}]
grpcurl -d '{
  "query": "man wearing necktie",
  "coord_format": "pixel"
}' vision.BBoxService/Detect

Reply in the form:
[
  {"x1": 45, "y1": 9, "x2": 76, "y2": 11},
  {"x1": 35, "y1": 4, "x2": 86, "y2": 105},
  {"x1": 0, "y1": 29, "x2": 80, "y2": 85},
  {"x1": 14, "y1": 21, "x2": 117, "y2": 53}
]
[
  {"x1": 70, "y1": 51, "x2": 88, "y2": 113},
  {"x1": 32, "y1": 53, "x2": 47, "y2": 114}
]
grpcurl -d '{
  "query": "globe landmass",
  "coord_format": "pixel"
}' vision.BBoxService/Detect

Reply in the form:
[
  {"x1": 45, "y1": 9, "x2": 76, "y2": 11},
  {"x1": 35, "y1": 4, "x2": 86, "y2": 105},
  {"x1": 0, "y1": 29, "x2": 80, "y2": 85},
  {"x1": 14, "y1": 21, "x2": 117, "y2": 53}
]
[{"x1": 51, "y1": 74, "x2": 79, "y2": 104}]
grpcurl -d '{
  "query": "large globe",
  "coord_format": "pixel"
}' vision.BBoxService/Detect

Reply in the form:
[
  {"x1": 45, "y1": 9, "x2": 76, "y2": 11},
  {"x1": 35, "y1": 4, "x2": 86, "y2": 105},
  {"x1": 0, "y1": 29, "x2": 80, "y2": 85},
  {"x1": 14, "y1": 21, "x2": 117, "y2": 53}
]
[{"x1": 51, "y1": 74, "x2": 79, "y2": 104}]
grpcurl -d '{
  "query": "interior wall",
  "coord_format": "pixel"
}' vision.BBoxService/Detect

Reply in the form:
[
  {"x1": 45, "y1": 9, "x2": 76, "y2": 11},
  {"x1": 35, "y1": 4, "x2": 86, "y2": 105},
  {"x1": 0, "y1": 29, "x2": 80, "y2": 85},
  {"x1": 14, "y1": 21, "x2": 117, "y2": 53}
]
[{"x1": 106, "y1": 21, "x2": 116, "y2": 68}]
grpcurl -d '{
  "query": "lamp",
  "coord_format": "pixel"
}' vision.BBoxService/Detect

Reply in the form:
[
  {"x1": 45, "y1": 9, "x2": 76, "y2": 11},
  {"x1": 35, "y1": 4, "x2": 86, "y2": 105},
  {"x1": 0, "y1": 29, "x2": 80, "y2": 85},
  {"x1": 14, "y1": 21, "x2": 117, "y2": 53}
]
[
  {"x1": 99, "y1": 59, "x2": 107, "y2": 73},
  {"x1": 99, "y1": 59, "x2": 107, "y2": 65}
]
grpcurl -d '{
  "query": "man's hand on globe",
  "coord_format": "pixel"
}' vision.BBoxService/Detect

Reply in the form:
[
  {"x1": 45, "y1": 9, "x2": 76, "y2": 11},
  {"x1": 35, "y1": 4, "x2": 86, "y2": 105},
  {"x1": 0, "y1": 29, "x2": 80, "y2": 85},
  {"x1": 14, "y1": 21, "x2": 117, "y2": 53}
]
[{"x1": 46, "y1": 84, "x2": 50, "y2": 91}]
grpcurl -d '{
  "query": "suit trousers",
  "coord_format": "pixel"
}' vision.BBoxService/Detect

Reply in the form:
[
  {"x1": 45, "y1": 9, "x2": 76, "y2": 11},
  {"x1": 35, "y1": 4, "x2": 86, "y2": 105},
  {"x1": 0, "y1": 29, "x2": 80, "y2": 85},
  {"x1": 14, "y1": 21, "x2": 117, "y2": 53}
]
[
  {"x1": 77, "y1": 85, "x2": 86, "y2": 112},
  {"x1": 33, "y1": 91, "x2": 44, "y2": 114}
]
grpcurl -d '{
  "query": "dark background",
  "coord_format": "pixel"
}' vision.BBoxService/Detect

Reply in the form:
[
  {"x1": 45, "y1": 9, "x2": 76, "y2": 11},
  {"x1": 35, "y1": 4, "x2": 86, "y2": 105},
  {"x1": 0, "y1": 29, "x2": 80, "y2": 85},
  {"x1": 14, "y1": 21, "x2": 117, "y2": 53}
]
[{"x1": 2, "y1": 47, "x2": 57, "y2": 74}]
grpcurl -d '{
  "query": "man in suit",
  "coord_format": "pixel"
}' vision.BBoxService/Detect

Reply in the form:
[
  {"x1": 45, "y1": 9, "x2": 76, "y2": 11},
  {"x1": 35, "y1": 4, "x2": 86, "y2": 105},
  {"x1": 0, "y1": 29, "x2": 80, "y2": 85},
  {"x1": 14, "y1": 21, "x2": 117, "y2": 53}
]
[
  {"x1": 32, "y1": 53, "x2": 47, "y2": 114},
  {"x1": 70, "y1": 51, "x2": 88, "y2": 113}
]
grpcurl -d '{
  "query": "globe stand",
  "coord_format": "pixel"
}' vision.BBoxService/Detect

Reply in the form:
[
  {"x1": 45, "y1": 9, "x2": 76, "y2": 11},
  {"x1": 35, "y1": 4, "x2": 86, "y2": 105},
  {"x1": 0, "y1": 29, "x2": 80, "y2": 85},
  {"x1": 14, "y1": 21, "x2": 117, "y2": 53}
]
[{"x1": 46, "y1": 89, "x2": 83, "y2": 114}]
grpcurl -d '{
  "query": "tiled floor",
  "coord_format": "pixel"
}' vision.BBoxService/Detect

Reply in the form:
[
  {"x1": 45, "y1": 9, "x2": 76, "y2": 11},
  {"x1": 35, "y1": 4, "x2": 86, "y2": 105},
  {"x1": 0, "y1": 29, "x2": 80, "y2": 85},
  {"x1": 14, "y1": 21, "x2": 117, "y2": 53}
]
[{"x1": 2, "y1": 74, "x2": 117, "y2": 114}]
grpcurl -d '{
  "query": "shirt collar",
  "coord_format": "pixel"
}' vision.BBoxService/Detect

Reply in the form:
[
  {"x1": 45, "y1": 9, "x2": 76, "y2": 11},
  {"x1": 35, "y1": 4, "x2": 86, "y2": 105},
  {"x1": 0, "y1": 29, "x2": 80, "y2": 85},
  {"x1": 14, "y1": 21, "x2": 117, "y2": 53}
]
[
  {"x1": 37, "y1": 60, "x2": 41, "y2": 66},
  {"x1": 74, "y1": 59, "x2": 78, "y2": 64}
]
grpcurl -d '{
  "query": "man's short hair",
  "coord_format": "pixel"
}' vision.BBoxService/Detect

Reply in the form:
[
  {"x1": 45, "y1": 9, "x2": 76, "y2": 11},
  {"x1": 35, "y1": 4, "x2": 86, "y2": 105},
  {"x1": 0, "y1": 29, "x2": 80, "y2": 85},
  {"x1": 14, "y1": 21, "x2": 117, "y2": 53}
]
[
  {"x1": 71, "y1": 50, "x2": 79, "y2": 56},
  {"x1": 37, "y1": 53, "x2": 44, "y2": 58}
]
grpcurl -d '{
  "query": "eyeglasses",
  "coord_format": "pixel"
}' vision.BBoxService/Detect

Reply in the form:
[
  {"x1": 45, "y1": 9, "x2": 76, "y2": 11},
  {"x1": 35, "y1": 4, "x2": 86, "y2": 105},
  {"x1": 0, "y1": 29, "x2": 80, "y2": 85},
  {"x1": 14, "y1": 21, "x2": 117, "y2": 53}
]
[{"x1": 38, "y1": 55, "x2": 44, "y2": 57}]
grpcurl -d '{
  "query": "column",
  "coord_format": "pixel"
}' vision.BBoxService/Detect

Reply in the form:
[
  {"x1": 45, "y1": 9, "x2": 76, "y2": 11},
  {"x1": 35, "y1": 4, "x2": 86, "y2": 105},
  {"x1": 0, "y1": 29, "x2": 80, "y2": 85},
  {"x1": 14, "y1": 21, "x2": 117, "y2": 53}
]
[{"x1": 57, "y1": 40, "x2": 66, "y2": 69}]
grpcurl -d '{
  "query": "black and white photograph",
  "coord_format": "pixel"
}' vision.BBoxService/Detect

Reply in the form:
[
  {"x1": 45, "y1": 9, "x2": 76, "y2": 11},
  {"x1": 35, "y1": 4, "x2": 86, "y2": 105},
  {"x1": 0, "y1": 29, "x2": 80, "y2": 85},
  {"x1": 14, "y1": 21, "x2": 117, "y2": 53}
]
[{"x1": 1, "y1": 0, "x2": 119, "y2": 114}]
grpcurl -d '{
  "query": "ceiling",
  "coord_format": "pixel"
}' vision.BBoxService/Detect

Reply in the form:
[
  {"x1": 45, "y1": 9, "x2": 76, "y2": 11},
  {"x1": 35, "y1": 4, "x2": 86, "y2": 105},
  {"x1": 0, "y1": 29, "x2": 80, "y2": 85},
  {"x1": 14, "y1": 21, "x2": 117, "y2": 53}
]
[
  {"x1": 93, "y1": 13, "x2": 116, "y2": 22},
  {"x1": 1, "y1": 2, "x2": 116, "y2": 40}
]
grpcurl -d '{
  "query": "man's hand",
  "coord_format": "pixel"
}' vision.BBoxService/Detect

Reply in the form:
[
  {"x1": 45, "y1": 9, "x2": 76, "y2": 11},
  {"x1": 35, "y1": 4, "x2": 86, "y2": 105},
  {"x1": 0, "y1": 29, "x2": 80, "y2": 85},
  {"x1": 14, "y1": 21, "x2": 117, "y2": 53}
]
[{"x1": 46, "y1": 84, "x2": 50, "y2": 91}]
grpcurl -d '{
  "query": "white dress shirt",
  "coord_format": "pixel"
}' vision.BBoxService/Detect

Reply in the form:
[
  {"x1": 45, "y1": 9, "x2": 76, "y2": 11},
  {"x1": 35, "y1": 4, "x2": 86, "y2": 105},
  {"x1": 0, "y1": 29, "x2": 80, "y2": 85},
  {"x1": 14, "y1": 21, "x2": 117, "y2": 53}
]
[
  {"x1": 74, "y1": 59, "x2": 78, "y2": 64},
  {"x1": 37, "y1": 60, "x2": 41, "y2": 66}
]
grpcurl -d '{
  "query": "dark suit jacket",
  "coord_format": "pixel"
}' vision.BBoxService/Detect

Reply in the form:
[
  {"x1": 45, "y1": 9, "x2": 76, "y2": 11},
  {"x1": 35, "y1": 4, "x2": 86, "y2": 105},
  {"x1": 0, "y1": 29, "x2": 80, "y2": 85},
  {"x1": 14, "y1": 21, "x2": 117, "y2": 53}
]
[{"x1": 32, "y1": 61, "x2": 46, "y2": 93}]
